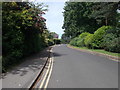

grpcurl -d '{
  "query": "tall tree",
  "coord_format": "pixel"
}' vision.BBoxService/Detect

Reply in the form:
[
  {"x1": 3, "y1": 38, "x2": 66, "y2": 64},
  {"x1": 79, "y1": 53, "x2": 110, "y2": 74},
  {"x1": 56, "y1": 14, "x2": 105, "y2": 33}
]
[
  {"x1": 89, "y1": 2, "x2": 118, "y2": 26},
  {"x1": 62, "y1": 2, "x2": 99, "y2": 39},
  {"x1": 62, "y1": 2, "x2": 119, "y2": 39},
  {"x1": 2, "y1": 2, "x2": 48, "y2": 72}
]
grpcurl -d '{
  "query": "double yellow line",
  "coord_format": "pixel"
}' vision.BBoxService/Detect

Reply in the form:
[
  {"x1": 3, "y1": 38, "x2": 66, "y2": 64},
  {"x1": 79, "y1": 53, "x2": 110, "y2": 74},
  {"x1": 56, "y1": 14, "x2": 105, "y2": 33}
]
[{"x1": 39, "y1": 49, "x2": 54, "y2": 89}]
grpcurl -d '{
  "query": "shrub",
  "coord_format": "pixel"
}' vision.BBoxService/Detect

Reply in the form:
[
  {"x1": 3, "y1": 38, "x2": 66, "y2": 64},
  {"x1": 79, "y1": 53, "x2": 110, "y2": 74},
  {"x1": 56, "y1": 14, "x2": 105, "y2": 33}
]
[
  {"x1": 92, "y1": 26, "x2": 112, "y2": 49},
  {"x1": 110, "y1": 37, "x2": 120, "y2": 53},
  {"x1": 53, "y1": 38, "x2": 61, "y2": 44},
  {"x1": 2, "y1": 2, "x2": 48, "y2": 72},
  {"x1": 106, "y1": 27, "x2": 120, "y2": 37},
  {"x1": 84, "y1": 34, "x2": 94, "y2": 49},
  {"x1": 101, "y1": 33, "x2": 120, "y2": 53},
  {"x1": 77, "y1": 32, "x2": 90, "y2": 47},
  {"x1": 47, "y1": 39, "x2": 54, "y2": 46},
  {"x1": 106, "y1": 37, "x2": 120, "y2": 53},
  {"x1": 70, "y1": 37, "x2": 79, "y2": 46},
  {"x1": 76, "y1": 38, "x2": 84, "y2": 47}
]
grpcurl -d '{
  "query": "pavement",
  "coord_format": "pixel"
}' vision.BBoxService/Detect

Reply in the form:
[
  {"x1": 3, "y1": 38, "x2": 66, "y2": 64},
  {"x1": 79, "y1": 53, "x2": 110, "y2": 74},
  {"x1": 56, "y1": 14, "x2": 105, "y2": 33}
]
[
  {"x1": 48, "y1": 44, "x2": 118, "y2": 88},
  {"x1": 1, "y1": 47, "x2": 51, "y2": 89}
]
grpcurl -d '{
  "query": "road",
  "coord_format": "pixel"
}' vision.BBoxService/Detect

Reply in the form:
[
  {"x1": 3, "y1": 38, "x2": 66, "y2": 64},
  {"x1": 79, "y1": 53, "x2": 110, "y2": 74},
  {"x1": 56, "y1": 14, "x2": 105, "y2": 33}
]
[
  {"x1": 47, "y1": 44, "x2": 118, "y2": 88},
  {"x1": 2, "y1": 48, "x2": 50, "y2": 88}
]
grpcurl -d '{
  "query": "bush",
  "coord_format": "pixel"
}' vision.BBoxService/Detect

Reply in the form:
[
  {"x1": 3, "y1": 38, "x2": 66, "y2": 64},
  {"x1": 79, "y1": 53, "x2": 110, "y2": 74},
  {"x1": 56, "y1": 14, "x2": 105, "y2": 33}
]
[
  {"x1": 91, "y1": 26, "x2": 112, "y2": 49},
  {"x1": 77, "y1": 32, "x2": 90, "y2": 47},
  {"x1": 70, "y1": 37, "x2": 79, "y2": 46},
  {"x1": 101, "y1": 33, "x2": 120, "y2": 53},
  {"x1": 47, "y1": 39, "x2": 54, "y2": 46},
  {"x1": 106, "y1": 37, "x2": 120, "y2": 53},
  {"x1": 106, "y1": 27, "x2": 120, "y2": 37},
  {"x1": 53, "y1": 38, "x2": 61, "y2": 44},
  {"x1": 84, "y1": 34, "x2": 94, "y2": 49},
  {"x1": 2, "y1": 2, "x2": 48, "y2": 72}
]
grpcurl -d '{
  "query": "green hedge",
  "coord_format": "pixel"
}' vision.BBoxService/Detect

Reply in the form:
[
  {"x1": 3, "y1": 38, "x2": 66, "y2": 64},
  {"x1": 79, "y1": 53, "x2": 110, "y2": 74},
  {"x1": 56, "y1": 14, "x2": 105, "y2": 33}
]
[
  {"x1": 2, "y1": 2, "x2": 48, "y2": 72},
  {"x1": 77, "y1": 32, "x2": 90, "y2": 47},
  {"x1": 91, "y1": 26, "x2": 112, "y2": 49},
  {"x1": 53, "y1": 38, "x2": 61, "y2": 44},
  {"x1": 84, "y1": 34, "x2": 94, "y2": 49},
  {"x1": 70, "y1": 37, "x2": 79, "y2": 46},
  {"x1": 102, "y1": 33, "x2": 120, "y2": 53},
  {"x1": 69, "y1": 26, "x2": 120, "y2": 53}
]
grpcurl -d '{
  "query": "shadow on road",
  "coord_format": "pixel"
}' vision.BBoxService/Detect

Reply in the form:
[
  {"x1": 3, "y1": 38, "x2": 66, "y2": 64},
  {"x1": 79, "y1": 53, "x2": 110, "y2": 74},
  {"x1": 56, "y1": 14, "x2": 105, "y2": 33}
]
[
  {"x1": 53, "y1": 52, "x2": 67, "y2": 57},
  {"x1": 2, "y1": 47, "x2": 50, "y2": 79}
]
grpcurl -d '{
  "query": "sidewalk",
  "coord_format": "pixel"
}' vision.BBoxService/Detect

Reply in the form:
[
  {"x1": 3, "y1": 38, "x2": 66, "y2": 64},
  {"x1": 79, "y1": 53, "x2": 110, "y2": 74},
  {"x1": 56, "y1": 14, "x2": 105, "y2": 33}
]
[{"x1": 1, "y1": 47, "x2": 51, "y2": 89}]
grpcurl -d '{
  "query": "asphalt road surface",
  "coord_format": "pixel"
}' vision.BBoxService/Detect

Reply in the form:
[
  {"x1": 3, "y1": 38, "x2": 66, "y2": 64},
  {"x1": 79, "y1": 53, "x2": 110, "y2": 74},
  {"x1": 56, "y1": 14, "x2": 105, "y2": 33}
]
[{"x1": 48, "y1": 44, "x2": 118, "y2": 88}]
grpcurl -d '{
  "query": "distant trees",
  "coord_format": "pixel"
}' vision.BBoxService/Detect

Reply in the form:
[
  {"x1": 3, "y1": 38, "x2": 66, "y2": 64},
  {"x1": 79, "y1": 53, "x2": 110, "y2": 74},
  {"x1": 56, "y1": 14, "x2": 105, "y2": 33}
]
[
  {"x1": 61, "y1": 34, "x2": 70, "y2": 43},
  {"x1": 62, "y1": 2, "x2": 120, "y2": 53},
  {"x1": 62, "y1": 2, "x2": 119, "y2": 39},
  {"x1": 43, "y1": 31, "x2": 60, "y2": 46}
]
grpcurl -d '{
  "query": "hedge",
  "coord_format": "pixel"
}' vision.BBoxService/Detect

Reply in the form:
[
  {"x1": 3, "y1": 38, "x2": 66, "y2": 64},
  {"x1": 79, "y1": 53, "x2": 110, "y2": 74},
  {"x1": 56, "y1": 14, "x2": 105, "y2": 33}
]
[
  {"x1": 77, "y1": 32, "x2": 90, "y2": 47},
  {"x1": 91, "y1": 26, "x2": 112, "y2": 49},
  {"x1": 84, "y1": 34, "x2": 94, "y2": 49}
]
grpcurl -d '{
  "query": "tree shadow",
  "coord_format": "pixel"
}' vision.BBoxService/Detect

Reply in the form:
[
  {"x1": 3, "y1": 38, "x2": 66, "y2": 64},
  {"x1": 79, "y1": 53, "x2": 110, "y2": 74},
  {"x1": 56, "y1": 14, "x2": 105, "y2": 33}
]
[
  {"x1": 1, "y1": 48, "x2": 67, "y2": 80},
  {"x1": 52, "y1": 52, "x2": 67, "y2": 57},
  {"x1": 2, "y1": 47, "x2": 50, "y2": 79}
]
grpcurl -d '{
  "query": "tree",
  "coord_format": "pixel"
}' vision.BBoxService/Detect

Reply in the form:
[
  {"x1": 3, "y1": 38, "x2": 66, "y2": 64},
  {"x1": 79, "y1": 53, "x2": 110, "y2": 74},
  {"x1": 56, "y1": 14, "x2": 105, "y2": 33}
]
[
  {"x1": 2, "y1": 2, "x2": 48, "y2": 72},
  {"x1": 61, "y1": 33, "x2": 70, "y2": 43},
  {"x1": 89, "y1": 2, "x2": 118, "y2": 26},
  {"x1": 62, "y1": 2, "x2": 99, "y2": 39},
  {"x1": 62, "y1": 2, "x2": 119, "y2": 39}
]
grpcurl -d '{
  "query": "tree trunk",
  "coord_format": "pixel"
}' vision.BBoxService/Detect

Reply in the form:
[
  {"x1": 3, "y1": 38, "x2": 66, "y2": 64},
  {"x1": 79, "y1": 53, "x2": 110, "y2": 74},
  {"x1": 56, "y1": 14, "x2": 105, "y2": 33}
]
[{"x1": 105, "y1": 17, "x2": 108, "y2": 26}]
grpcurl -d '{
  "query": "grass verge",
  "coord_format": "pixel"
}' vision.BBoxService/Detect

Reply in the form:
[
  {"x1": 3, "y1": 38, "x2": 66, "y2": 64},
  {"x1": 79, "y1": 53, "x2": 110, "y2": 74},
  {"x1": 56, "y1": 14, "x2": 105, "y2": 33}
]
[{"x1": 68, "y1": 44, "x2": 120, "y2": 57}]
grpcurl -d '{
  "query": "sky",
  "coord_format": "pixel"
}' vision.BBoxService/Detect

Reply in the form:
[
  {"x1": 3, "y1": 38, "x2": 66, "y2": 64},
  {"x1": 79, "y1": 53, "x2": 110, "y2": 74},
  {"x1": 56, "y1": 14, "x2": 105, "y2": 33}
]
[
  {"x1": 32, "y1": 0, "x2": 66, "y2": 39},
  {"x1": 30, "y1": 0, "x2": 120, "y2": 38},
  {"x1": 43, "y1": 2, "x2": 65, "y2": 39}
]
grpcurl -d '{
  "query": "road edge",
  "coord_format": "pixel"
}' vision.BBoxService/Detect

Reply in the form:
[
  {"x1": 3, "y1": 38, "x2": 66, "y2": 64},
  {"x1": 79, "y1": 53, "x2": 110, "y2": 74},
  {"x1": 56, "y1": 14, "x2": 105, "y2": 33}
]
[
  {"x1": 67, "y1": 45, "x2": 120, "y2": 62},
  {"x1": 28, "y1": 46, "x2": 53, "y2": 89}
]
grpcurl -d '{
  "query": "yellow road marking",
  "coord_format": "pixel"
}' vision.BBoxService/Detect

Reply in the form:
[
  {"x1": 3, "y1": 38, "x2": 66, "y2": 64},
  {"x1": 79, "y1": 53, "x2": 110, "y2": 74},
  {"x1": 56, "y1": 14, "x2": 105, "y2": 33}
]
[
  {"x1": 44, "y1": 53, "x2": 54, "y2": 88},
  {"x1": 39, "y1": 57, "x2": 52, "y2": 88},
  {"x1": 39, "y1": 48, "x2": 54, "y2": 89}
]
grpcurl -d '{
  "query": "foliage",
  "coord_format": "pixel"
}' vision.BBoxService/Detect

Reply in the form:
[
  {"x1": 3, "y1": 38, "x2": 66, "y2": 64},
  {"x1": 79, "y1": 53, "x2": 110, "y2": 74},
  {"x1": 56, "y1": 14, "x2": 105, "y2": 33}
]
[
  {"x1": 70, "y1": 37, "x2": 79, "y2": 46},
  {"x1": 103, "y1": 27, "x2": 120, "y2": 53},
  {"x1": 91, "y1": 26, "x2": 112, "y2": 48},
  {"x1": 106, "y1": 27, "x2": 120, "y2": 37},
  {"x1": 89, "y1": 2, "x2": 118, "y2": 26},
  {"x1": 77, "y1": 32, "x2": 90, "y2": 47},
  {"x1": 84, "y1": 34, "x2": 94, "y2": 49},
  {"x1": 67, "y1": 2, "x2": 119, "y2": 53},
  {"x1": 2, "y1": 2, "x2": 48, "y2": 72},
  {"x1": 53, "y1": 38, "x2": 61, "y2": 44},
  {"x1": 62, "y1": 2, "x2": 99, "y2": 38},
  {"x1": 61, "y1": 33, "x2": 70, "y2": 44},
  {"x1": 107, "y1": 37, "x2": 120, "y2": 53},
  {"x1": 69, "y1": 25, "x2": 120, "y2": 53},
  {"x1": 101, "y1": 33, "x2": 120, "y2": 53},
  {"x1": 47, "y1": 39, "x2": 54, "y2": 46},
  {"x1": 62, "y1": 2, "x2": 119, "y2": 39}
]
